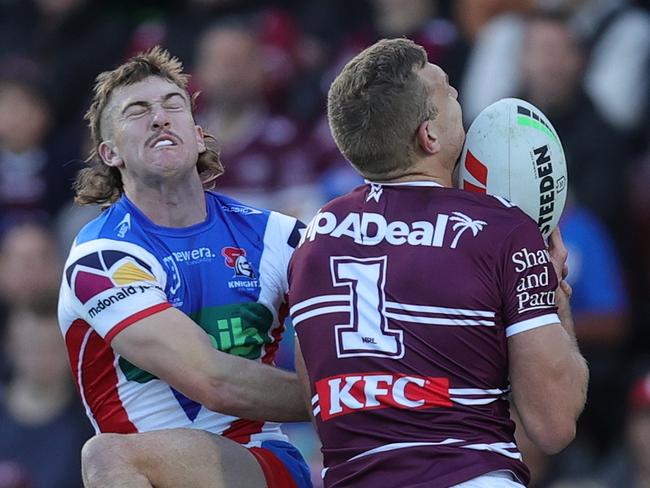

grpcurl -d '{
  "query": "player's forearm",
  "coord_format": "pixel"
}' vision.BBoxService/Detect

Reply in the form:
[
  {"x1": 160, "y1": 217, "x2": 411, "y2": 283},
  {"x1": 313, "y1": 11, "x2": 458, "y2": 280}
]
[
  {"x1": 555, "y1": 283, "x2": 589, "y2": 417},
  {"x1": 204, "y1": 356, "x2": 310, "y2": 422}
]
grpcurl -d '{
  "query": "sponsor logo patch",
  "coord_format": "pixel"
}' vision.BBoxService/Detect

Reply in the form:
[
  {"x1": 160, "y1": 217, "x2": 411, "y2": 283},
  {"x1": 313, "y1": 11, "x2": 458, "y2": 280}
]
[
  {"x1": 114, "y1": 213, "x2": 131, "y2": 238},
  {"x1": 220, "y1": 204, "x2": 263, "y2": 215},
  {"x1": 511, "y1": 246, "x2": 555, "y2": 312},
  {"x1": 534, "y1": 145, "x2": 555, "y2": 236},
  {"x1": 171, "y1": 246, "x2": 215, "y2": 264},
  {"x1": 65, "y1": 250, "x2": 157, "y2": 305},
  {"x1": 300, "y1": 211, "x2": 486, "y2": 249},
  {"x1": 315, "y1": 372, "x2": 451, "y2": 420}
]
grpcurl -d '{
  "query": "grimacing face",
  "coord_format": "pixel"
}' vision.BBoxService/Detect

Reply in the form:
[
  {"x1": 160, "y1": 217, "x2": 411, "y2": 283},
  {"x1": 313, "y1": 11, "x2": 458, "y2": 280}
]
[{"x1": 98, "y1": 76, "x2": 206, "y2": 183}]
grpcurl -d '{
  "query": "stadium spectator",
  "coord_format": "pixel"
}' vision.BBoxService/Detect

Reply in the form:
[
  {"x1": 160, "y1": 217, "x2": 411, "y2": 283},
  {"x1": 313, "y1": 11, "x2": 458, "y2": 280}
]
[
  {"x1": 289, "y1": 38, "x2": 588, "y2": 487},
  {"x1": 517, "y1": 9, "x2": 630, "y2": 236},
  {"x1": 0, "y1": 222, "x2": 61, "y2": 309},
  {"x1": 193, "y1": 18, "x2": 323, "y2": 220},
  {"x1": 58, "y1": 47, "x2": 311, "y2": 488},
  {"x1": 0, "y1": 0, "x2": 131, "y2": 125},
  {"x1": 0, "y1": 78, "x2": 81, "y2": 229},
  {"x1": 460, "y1": 0, "x2": 650, "y2": 141},
  {"x1": 560, "y1": 195, "x2": 630, "y2": 451},
  {"x1": 0, "y1": 301, "x2": 93, "y2": 488}
]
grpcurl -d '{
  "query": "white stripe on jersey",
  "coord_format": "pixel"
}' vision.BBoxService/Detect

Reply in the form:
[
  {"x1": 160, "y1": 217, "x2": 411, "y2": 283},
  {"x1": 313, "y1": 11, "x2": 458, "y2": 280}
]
[
  {"x1": 326, "y1": 439, "x2": 522, "y2": 475},
  {"x1": 449, "y1": 387, "x2": 509, "y2": 406},
  {"x1": 449, "y1": 388, "x2": 508, "y2": 395},
  {"x1": 364, "y1": 180, "x2": 444, "y2": 188},
  {"x1": 290, "y1": 294, "x2": 351, "y2": 315},
  {"x1": 385, "y1": 302, "x2": 495, "y2": 318},
  {"x1": 292, "y1": 305, "x2": 351, "y2": 327},
  {"x1": 291, "y1": 294, "x2": 497, "y2": 328},
  {"x1": 492, "y1": 195, "x2": 515, "y2": 208},
  {"x1": 505, "y1": 313, "x2": 560, "y2": 337},
  {"x1": 386, "y1": 312, "x2": 494, "y2": 327},
  {"x1": 461, "y1": 442, "x2": 522, "y2": 460},
  {"x1": 347, "y1": 438, "x2": 464, "y2": 463},
  {"x1": 451, "y1": 397, "x2": 502, "y2": 406}
]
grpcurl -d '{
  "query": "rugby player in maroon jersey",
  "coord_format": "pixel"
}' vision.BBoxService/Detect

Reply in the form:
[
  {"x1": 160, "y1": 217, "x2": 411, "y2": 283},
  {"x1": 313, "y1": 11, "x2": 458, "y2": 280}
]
[{"x1": 288, "y1": 38, "x2": 588, "y2": 488}]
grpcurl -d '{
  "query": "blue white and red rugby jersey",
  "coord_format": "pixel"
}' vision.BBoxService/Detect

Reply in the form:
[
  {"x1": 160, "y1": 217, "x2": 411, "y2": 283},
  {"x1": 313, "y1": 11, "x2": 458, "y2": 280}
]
[{"x1": 58, "y1": 191, "x2": 303, "y2": 445}]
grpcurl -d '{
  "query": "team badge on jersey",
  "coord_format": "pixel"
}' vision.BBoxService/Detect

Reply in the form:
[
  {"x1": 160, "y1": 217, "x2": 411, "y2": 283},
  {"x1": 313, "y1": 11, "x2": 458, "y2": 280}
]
[
  {"x1": 221, "y1": 247, "x2": 256, "y2": 279},
  {"x1": 65, "y1": 250, "x2": 157, "y2": 304}
]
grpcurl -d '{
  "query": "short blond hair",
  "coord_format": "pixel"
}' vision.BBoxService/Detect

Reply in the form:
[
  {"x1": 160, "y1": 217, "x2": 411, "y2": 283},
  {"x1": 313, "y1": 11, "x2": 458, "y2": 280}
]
[
  {"x1": 75, "y1": 46, "x2": 223, "y2": 206},
  {"x1": 327, "y1": 38, "x2": 437, "y2": 180}
]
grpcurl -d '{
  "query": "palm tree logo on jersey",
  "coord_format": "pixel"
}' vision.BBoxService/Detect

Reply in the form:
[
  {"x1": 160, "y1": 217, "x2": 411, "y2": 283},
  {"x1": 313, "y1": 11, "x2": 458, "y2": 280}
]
[{"x1": 449, "y1": 212, "x2": 487, "y2": 248}]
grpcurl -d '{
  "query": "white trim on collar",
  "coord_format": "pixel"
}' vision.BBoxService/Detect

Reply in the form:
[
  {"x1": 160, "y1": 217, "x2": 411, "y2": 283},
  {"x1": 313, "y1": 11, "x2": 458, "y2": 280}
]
[{"x1": 364, "y1": 179, "x2": 445, "y2": 188}]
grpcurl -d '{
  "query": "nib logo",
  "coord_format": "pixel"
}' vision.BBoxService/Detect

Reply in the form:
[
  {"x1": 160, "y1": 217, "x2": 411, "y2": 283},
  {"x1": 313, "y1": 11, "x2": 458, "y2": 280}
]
[{"x1": 462, "y1": 150, "x2": 488, "y2": 194}]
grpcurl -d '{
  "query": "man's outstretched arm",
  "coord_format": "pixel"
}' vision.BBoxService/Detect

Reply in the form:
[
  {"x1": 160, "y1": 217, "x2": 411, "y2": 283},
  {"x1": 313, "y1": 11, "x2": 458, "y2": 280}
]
[{"x1": 111, "y1": 306, "x2": 310, "y2": 422}]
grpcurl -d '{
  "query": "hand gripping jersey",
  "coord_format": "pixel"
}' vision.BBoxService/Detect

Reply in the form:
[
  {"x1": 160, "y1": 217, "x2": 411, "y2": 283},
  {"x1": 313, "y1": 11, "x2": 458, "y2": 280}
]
[
  {"x1": 58, "y1": 191, "x2": 304, "y2": 445},
  {"x1": 288, "y1": 181, "x2": 560, "y2": 488}
]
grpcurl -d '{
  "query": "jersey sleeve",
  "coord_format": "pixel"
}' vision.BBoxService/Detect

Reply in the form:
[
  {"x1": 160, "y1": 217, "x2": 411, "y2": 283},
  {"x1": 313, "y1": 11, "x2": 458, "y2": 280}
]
[
  {"x1": 498, "y1": 219, "x2": 560, "y2": 337},
  {"x1": 260, "y1": 212, "x2": 305, "y2": 298},
  {"x1": 59, "y1": 238, "x2": 171, "y2": 343}
]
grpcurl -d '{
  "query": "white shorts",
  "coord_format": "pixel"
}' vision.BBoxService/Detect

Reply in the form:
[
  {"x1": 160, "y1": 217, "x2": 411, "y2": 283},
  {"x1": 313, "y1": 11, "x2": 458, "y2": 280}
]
[{"x1": 451, "y1": 470, "x2": 526, "y2": 488}]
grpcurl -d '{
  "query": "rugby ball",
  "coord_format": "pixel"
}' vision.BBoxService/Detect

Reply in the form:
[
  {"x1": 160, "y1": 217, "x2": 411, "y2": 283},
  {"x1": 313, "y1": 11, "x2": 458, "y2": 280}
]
[{"x1": 458, "y1": 98, "x2": 567, "y2": 239}]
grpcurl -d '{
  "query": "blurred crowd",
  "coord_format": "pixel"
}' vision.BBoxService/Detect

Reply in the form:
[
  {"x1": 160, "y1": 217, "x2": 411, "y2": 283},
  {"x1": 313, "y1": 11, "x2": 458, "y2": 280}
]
[{"x1": 0, "y1": 0, "x2": 648, "y2": 487}]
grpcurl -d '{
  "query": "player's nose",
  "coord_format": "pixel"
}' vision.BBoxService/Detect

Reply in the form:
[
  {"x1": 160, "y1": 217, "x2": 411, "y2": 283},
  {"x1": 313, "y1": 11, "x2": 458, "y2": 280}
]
[{"x1": 151, "y1": 106, "x2": 171, "y2": 129}]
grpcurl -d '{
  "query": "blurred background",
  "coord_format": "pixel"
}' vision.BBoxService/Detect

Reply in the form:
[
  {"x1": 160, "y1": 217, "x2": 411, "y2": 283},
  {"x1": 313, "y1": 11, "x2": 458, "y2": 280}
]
[{"x1": 0, "y1": 0, "x2": 648, "y2": 487}]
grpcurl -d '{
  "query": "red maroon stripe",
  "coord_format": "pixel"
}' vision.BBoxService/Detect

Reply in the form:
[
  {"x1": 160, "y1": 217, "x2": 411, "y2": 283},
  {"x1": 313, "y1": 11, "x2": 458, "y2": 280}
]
[
  {"x1": 465, "y1": 150, "x2": 488, "y2": 185},
  {"x1": 82, "y1": 329, "x2": 138, "y2": 433},
  {"x1": 65, "y1": 319, "x2": 137, "y2": 433},
  {"x1": 249, "y1": 446, "x2": 299, "y2": 488},
  {"x1": 222, "y1": 419, "x2": 265, "y2": 444},
  {"x1": 65, "y1": 319, "x2": 92, "y2": 397},
  {"x1": 105, "y1": 302, "x2": 172, "y2": 344},
  {"x1": 261, "y1": 300, "x2": 288, "y2": 365},
  {"x1": 463, "y1": 180, "x2": 487, "y2": 194}
]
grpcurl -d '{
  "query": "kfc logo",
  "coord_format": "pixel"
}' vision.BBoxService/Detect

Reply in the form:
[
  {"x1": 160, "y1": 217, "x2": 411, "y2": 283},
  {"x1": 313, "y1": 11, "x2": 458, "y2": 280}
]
[{"x1": 315, "y1": 372, "x2": 451, "y2": 420}]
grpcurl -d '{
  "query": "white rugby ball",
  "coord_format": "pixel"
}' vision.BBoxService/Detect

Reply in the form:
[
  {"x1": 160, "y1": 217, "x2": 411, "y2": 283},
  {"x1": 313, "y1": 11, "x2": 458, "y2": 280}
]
[{"x1": 458, "y1": 98, "x2": 567, "y2": 239}]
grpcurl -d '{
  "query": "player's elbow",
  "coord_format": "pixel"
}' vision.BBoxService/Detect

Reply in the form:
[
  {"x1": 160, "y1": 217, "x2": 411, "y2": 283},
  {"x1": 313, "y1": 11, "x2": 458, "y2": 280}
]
[
  {"x1": 194, "y1": 375, "x2": 248, "y2": 415},
  {"x1": 525, "y1": 414, "x2": 577, "y2": 455}
]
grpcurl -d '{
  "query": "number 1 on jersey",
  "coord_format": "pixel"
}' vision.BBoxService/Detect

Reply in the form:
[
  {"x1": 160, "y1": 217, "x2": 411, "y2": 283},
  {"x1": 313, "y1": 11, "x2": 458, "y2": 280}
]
[{"x1": 332, "y1": 256, "x2": 404, "y2": 359}]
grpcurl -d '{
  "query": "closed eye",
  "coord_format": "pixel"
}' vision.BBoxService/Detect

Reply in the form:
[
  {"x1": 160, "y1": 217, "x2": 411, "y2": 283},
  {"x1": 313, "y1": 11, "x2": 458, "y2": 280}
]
[{"x1": 125, "y1": 106, "x2": 148, "y2": 117}]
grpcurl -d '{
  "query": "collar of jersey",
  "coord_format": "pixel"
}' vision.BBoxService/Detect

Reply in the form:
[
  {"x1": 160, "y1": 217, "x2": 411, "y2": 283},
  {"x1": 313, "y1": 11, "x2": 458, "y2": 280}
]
[
  {"x1": 118, "y1": 193, "x2": 218, "y2": 237},
  {"x1": 364, "y1": 179, "x2": 444, "y2": 188}
]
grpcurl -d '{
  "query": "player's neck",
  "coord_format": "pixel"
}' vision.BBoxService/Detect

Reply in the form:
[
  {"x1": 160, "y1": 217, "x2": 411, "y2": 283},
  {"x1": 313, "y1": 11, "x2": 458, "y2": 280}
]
[
  {"x1": 123, "y1": 174, "x2": 208, "y2": 228},
  {"x1": 380, "y1": 170, "x2": 452, "y2": 188}
]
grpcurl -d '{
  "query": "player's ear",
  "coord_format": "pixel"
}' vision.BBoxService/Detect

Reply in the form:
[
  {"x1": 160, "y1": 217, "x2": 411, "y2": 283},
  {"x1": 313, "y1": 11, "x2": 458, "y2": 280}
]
[
  {"x1": 195, "y1": 125, "x2": 206, "y2": 154},
  {"x1": 417, "y1": 120, "x2": 440, "y2": 155},
  {"x1": 98, "y1": 141, "x2": 124, "y2": 167}
]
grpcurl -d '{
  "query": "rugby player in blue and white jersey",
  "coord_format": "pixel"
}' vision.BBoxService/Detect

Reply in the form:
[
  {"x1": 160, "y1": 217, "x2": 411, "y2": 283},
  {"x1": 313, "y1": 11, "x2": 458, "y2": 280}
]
[{"x1": 58, "y1": 48, "x2": 312, "y2": 488}]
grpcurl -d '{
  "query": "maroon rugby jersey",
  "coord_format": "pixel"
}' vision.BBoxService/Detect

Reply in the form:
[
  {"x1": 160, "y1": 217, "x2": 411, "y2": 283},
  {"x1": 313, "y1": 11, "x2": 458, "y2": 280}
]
[{"x1": 288, "y1": 181, "x2": 560, "y2": 488}]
